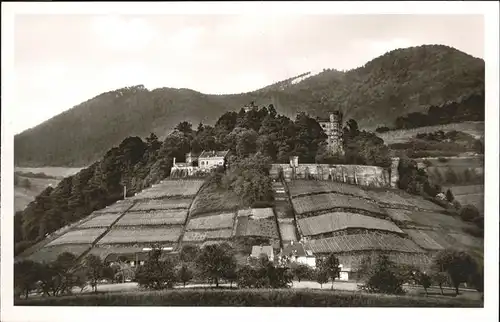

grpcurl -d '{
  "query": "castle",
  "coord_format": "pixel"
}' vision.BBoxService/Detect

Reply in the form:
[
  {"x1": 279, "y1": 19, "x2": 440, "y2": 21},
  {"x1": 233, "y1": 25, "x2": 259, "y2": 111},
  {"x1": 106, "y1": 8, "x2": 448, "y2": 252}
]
[{"x1": 317, "y1": 111, "x2": 344, "y2": 156}]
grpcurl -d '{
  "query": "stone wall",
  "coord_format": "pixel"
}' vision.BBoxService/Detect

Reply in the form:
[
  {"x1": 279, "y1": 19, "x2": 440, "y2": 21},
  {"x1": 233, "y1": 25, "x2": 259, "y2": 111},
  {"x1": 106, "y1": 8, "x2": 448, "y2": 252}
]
[{"x1": 270, "y1": 163, "x2": 392, "y2": 188}]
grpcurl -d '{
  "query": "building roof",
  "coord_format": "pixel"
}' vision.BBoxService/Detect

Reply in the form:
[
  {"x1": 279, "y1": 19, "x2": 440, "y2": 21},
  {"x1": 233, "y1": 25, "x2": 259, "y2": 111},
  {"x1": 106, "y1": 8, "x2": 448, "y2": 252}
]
[
  {"x1": 199, "y1": 150, "x2": 229, "y2": 159},
  {"x1": 251, "y1": 245, "x2": 274, "y2": 259},
  {"x1": 281, "y1": 242, "x2": 314, "y2": 257}
]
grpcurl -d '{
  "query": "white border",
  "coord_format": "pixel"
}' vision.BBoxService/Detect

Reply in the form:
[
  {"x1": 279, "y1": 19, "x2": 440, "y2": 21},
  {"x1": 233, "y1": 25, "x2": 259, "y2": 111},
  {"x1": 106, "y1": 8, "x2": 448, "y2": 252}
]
[{"x1": 1, "y1": 2, "x2": 499, "y2": 322}]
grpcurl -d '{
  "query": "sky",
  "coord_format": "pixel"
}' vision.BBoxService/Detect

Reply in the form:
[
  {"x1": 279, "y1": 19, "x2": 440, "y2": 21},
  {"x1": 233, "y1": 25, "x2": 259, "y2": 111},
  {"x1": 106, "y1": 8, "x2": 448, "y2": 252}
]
[{"x1": 12, "y1": 14, "x2": 484, "y2": 134}]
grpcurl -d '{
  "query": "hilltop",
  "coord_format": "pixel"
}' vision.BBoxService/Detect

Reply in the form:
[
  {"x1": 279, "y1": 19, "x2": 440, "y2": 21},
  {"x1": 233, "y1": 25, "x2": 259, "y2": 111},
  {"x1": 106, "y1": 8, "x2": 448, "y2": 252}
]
[{"x1": 14, "y1": 45, "x2": 484, "y2": 167}]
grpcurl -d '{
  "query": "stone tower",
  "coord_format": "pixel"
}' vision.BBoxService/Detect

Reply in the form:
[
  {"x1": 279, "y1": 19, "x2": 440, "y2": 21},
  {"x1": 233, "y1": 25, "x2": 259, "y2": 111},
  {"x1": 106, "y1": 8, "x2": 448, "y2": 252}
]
[{"x1": 319, "y1": 111, "x2": 344, "y2": 156}]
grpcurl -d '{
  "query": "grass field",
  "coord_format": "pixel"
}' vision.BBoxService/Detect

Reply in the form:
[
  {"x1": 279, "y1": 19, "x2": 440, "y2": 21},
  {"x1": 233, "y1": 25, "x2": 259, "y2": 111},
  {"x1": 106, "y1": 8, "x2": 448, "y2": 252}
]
[
  {"x1": 14, "y1": 167, "x2": 83, "y2": 178},
  {"x1": 443, "y1": 184, "x2": 484, "y2": 214},
  {"x1": 14, "y1": 175, "x2": 61, "y2": 212},
  {"x1": 14, "y1": 288, "x2": 482, "y2": 307},
  {"x1": 131, "y1": 179, "x2": 205, "y2": 199},
  {"x1": 378, "y1": 122, "x2": 484, "y2": 145},
  {"x1": 25, "y1": 244, "x2": 91, "y2": 263},
  {"x1": 189, "y1": 182, "x2": 241, "y2": 216},
  {"x1": 115, "y1": 210, "x2": 188, "y2": 226},
  {"x1": 47, "y1": 228, "x2": 106, "y2": 246}
]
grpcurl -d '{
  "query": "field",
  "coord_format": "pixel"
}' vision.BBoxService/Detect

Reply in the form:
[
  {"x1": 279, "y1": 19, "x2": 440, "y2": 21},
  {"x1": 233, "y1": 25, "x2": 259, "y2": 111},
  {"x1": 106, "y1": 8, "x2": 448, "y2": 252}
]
[
  {"x1": 292, "y1": 193, "x2": 385, "y2": 217},
  {"x1": 365, "y1": 189, "x2": 416, "y2": 208},
  {"x1": 448, "y1": 233, "x2": 483, "y2": 249},
  {"x1": 306, "y1": 232, "x2": 424, "y2": 254},
  {"x1": 25, "y1": 244, "x2": 91, "y2": 264},
  {"x1": 443, "y1": 184, "x2": 484, "y2": 214},
  {"x1": 115, "y1": 210, "x2": 188, "y2": 226},
  {"x1": 189, "y1": 182, "x2": 241, "y2": 216},
  {"x1": 378, "y1": 122, "x2": 484, "y2": 145},
  {"x1": 131, "y1": 179, "x2": 205, "y2": 199},
  {"x1": 182, "y1": 229, "x2": 233, "y2": 242},
  {"x1": 384, "y1": 208, "x2": 414, "y2": 222},
  {"x1": 298, "y1": 212, "x2": 403, "y2": 236},
  {"x1": 14, "y1": 288, "x2": 482, "y2": 307},
  {"x1": 406, "y1": 210, "x2": 473, "y2": 230},
  {"x1": 403, "y1": 229, "x2": 445, "y2": 251},
  {"x1": 78, "y1": 213, "x2": 123, "y2": 229},
  {"x1": 14, "y1": 175, "x2": 61, "y2": 212},
  {"x1": 335, "y1": 252, "x2": 432, "y2": 271},
  {"x1": 186, "y1": 212, "x2": 236, "y2": 230},
  {"x1": 14, "y1": 167, "x2": 83, "y2": 178},
  {"x1": 287, "y1": 180, "x2": 371, "y2": 199},
  {"x1": 97, "y1": 227, "x2": 183, "y2": 244},
  {"x1": 234, "y1": 216, "x2": 279, "y2": 239},
  {"x1": 94, "y1": 200, "x2": 134, "y2": 213},
  {"x1": 278, "y1": 219, "x2": 297, "y2": 242},
  {"x1": 46, "y1": 228, "x2": 106, "y2": 246},
  {"x1": 130, "y1": 198, "x2": 192, "y2": 211}
]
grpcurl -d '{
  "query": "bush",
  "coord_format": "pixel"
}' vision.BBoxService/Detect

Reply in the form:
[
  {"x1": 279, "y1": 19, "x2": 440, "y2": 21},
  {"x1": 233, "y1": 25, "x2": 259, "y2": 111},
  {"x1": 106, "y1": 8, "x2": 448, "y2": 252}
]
[
  {"x1": 361, "y1": 255, "x2": 405, "y2": 295},
  {"x1": 459, "y1": 204, "x2": 480, "y2": 222},
  {"x1": 375, "y1": 126, "x2": 391, "y2": 133},
  {"x1": 438, "y1": 157, "x2": 449, "y2": 163}
]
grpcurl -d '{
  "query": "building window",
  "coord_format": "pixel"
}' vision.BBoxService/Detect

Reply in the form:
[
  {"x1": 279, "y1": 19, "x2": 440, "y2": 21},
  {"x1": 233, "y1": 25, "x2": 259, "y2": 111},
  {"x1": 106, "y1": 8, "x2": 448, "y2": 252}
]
[{"x1": 200, "y1": 161, "x2": 204, "y2": 166}]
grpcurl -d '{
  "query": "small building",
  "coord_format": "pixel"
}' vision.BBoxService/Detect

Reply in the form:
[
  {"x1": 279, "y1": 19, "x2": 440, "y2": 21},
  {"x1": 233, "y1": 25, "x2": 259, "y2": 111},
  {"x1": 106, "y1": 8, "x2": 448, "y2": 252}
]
[
  {"x1": 280, "y1": 241, "x2": 316, "y2": 268},
  {"x1": 250, "y1": 245, "x2": 275, "y2": 262},
  {"x1": 198, "y1": 150, "x2": 229, "y2": 169},
  {"x1": 338, "y1": 264, "x2": 351, "y2": 281}
]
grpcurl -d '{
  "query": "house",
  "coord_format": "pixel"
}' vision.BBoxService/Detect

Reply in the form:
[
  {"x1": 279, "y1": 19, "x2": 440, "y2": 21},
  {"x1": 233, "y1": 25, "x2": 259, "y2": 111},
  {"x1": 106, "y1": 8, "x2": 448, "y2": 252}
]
[
  {"x1": 280, "y1": 241, "x2": 316, "y2": 268},
  {"x1": 338, "y1": 264, "x2": 351, "y2": 281},
  {"x1": 198, "y1": 150, "x2": 229, "y2": 169},
  {"x1": 250, "y1": 245, "x2": 274, "y2": 262}
]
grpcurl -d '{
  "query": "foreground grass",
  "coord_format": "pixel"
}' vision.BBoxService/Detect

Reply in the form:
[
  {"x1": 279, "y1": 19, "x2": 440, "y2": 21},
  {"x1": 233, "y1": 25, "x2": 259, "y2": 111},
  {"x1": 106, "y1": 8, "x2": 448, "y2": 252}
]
[{"x1": 15, "y1": 288, "x2": 482, "y2": 307}]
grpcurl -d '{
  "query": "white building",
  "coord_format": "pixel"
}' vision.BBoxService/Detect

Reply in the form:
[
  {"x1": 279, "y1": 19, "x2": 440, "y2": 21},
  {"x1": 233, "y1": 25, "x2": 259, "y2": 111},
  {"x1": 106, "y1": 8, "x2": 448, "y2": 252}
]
[
  {"x1": 280, "y1": 242, "x2": 316, "y2": 268},
  {"x1": 198, "y1": 150, "x2": 229, "y2": 169}
]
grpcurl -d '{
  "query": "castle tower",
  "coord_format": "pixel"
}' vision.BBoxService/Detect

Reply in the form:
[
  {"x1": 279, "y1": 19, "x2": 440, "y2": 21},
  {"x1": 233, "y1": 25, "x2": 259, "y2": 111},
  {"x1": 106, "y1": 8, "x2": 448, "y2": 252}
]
[{"x1": 319, "y1": 111, "x2": 344, "y2": 156}]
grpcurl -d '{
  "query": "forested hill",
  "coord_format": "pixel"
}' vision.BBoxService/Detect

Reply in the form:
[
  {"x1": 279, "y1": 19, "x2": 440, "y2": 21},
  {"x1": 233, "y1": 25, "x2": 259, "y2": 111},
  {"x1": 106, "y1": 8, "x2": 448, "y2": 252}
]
[{"x1": 14, "y1": 44, "x2": 484, "y2": 167}]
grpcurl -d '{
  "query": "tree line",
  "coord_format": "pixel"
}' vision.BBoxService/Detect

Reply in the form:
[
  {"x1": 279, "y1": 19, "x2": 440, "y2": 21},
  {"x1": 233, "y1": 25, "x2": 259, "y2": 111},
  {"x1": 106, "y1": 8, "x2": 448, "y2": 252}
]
[{"x1": 15, "y1": 243, "x2": 483, "y2": 300}]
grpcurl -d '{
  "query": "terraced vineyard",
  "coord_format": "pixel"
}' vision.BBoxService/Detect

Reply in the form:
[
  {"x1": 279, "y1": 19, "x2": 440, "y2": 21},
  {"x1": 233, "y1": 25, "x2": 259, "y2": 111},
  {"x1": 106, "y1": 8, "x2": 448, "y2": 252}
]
[
  {"x1": 298, "y1": 212, "x2": 403, "y2": 236},
  {"x1": 288, "y1": 180, "x2": 371, "y2": 199},
  {"x1": 183, "y1": 229, "x2": 233, "y2": 242},
  {"x1": 403, "y1": 229, "x2": 445, "y2": 251},
  {"x1": 384, "y1": 208, "x2": 414, "y2": 222},
  {"x1": 115, "y1": 210, "x2": 188, "y2": 226},
  {"x1": 292, "y1": 193, "x2": 385, "y2": 217},
  {"x1": 78, "y1": 213, "x2": 124, "y2": 229},
  {"x1": 26, "y1": 244, "x2": 91, "y2": 264},
  {"x1": 406, "y1": 210, "x2": 474, "y2": 230},
  {"x1": 306, "y1": 232, "x2": 424, "y2": 254},
  {"x1": 98, "y1": 227, "x2": 183, "y2": 244},
  {"x1": 234, "y1": 215, "x2": 280, "y2": 239},
  {"x1": 131, "y1": 179, "x2": 205, "y2": 199},
  {"x1": 186, "y1": 212, "x2": 236, "y2": 230},
  {"x1": 130, "y1": 198, "x2": 192, "y2": 211},
  {"x1": 46, "y1": 228, "x2": 106, "y2": 246}
]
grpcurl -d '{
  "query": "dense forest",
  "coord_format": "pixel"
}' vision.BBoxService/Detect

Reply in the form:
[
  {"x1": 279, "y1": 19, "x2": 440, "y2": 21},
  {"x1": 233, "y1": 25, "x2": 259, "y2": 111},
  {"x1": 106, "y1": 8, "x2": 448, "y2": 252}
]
[
  {"x1": 14, "y1": 105, "x2": 390, "y2": 256},
  {"x1": 15, "y1": 45, "x2": 484, "y2": 166},
  {"x1": 378, "y1": 92, "x2": 484, "y2": 131}
]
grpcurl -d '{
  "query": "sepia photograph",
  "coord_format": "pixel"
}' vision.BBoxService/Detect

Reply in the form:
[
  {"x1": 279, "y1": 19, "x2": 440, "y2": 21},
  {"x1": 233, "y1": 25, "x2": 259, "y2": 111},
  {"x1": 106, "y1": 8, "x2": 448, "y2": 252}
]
[{"x1": 1, "y1": 2, "x2": 499, "y2": 322}]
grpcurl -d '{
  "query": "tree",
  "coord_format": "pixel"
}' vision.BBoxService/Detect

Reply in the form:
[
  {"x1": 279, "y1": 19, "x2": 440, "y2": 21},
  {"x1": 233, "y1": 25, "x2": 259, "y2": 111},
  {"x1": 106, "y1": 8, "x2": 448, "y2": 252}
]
[
  {"x1": 316, "y1": 269, "x2": 329, "y2": 289},
  {"x1": 460, "y1": 204, "x2": 480, "y2": 222},
  {"x1": 362, "y1": 255, "x2": 405, "y2": 295},
  {"x1": 195, "y1": 243, "x2": 236, "y2": 288},
  {"x1": 179, "y1": 244, "x2": 200, "y2": 263},
  {"x1": 415, "y1": 271, "x2": 432, "y2": 296},
  {"x1": 82, "y1": 254, "x2": 106, "y2": 293},
  {"x1": 177, "y1": 264, "x2": 193, "y2": 287},
  {"x1": 14, "y1": 260, "x2": 43, "y2": 299},
  {"x1": 446, "y1": 189, "x2": 454, "y2": 202},
  {"x1": 431, "y1": 271, "x2": 449, "y2": 295},
  {"x1": 445, "y1": 168, "x2": 458, "y2": 184},
  {"x1": 433, "y1": 249, "x2": 478, "y2": 295},
  {"x1": 135, "y1": 247, "x2": 176, "y2": 290},
  {"x1": 317, "y1": 254, "x2": 341, "y2": 289},
  {"x1": 290, "y1": 263, "x2": 312, "y2": 283},
  {"x1": 175, "y1": 121, "x2": 193, "y2": 135}
]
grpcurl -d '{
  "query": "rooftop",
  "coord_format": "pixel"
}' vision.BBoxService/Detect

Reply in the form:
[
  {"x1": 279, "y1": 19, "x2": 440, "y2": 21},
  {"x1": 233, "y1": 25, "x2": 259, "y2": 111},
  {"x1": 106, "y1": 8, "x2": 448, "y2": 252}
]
[
  {"x1": 281, "y1": 242, "x2": 314, "y2": 257},
  {"x1": 199, "y1": 150, "x2": 229, "y2": 159},
  {"x1": 251, "y1": 245, "x2": 274, "y2": 259}
]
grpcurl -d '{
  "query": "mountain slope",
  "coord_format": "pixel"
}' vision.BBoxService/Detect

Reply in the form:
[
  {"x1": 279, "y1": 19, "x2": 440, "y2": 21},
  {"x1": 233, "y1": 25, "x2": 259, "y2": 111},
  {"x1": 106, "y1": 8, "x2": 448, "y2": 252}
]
[{"x1": 14, "y1": 45, "x2": 484, "y2": 167}]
